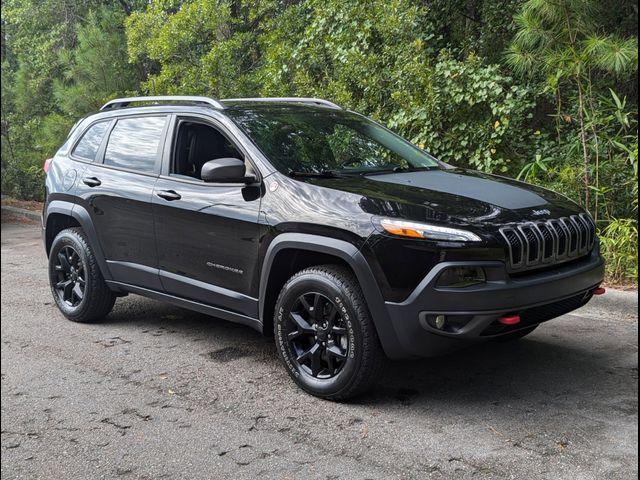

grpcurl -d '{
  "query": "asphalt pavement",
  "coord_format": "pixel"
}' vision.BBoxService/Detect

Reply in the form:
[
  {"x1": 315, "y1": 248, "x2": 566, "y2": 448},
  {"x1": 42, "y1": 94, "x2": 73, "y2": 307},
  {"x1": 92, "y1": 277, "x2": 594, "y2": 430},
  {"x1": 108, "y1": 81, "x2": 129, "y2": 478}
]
[{"x1": 1, "y1": 221, "x2": 638, "y2": 479}]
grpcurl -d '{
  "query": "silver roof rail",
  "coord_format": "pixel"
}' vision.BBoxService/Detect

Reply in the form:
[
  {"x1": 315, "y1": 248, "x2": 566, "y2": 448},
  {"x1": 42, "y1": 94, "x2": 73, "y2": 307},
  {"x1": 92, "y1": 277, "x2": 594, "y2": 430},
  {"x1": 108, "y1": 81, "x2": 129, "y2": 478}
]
[
  {"x1": 222, "y1": 97, "x2": 341, "y2": 109},
  {"x1": 100, "y1": 96, "x2": 225, "y2": 111}
]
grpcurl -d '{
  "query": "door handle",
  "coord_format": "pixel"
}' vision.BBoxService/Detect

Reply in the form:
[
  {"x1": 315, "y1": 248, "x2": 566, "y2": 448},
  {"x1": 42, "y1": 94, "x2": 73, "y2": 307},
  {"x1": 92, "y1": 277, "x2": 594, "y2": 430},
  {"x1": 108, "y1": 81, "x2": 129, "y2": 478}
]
[
  {"x1": 156, "y1": 190, "x2": 182, "y2": 201},
  {"x1": 82, "y1": 176, "x2": 101, "y2": 187}
]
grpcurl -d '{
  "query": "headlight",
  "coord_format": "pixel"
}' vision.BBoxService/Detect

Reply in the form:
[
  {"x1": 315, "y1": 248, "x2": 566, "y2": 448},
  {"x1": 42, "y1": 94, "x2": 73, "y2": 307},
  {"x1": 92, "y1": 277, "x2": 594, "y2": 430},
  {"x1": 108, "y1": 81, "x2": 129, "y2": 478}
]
[
  {"x1": 436, "y1": 266, "x2": 486, "y2": 288},
  {"x1": 379, "y1": 218, "x2": 482, "y2": 242}
]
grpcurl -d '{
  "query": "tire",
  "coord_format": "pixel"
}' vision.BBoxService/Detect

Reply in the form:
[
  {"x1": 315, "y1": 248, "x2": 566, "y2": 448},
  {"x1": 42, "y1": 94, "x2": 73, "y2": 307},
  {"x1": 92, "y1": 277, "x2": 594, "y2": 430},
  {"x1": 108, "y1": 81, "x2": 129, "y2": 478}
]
[
  {"x1": 274, "y1": 265, "x2": 384, "y2": 401},
  {"x1": 493, "y1": 325, "x2": 538, "y2": 342},
  {"x1": 48, "y1": 227, "x2": 116, "y2": 323}
]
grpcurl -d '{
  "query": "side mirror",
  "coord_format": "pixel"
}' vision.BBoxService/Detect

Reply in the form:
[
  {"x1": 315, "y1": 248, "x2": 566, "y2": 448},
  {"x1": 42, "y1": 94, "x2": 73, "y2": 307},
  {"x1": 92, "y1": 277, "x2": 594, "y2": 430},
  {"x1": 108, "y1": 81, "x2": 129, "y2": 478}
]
[{"x1": 201, "y1": 158, "x2": 252, "y2": 183}]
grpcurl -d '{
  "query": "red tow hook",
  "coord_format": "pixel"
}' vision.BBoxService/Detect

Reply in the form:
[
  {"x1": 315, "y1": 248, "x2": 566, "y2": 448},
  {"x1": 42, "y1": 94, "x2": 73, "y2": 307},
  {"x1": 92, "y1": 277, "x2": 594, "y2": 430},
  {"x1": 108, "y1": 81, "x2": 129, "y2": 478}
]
[
  {"x1": 592, "y1": 287, "x2": 606, "y2": 295},
  {"x1": 498, "y1": 314, "x2": 521, "y2": 326}
]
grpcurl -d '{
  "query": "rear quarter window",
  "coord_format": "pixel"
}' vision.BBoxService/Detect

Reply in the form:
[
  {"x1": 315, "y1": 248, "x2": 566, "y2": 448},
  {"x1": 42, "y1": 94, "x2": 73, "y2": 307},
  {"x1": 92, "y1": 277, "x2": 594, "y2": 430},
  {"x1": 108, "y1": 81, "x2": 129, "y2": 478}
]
[
  {"x1": 104, "y1": 116, "x2": 167, "y2": 173},
  {"x1": 72, "y1": 121, "x2": 110, "y2": 161}
]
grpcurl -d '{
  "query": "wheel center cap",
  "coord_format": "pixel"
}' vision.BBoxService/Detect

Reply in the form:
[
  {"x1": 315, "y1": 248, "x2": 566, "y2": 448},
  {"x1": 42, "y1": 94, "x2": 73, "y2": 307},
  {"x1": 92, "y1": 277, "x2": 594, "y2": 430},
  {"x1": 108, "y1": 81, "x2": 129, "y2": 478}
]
[{"x1": 317, "y1": 328, "x2": 328, "y2": 341}]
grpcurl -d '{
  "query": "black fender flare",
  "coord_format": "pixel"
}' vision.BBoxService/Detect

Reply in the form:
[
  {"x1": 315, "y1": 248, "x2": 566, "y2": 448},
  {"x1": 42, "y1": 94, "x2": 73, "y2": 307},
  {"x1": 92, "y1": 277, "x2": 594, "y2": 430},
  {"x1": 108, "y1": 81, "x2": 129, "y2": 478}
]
[
  {"x1": 258, "y1": 233, "x2": 404, "y2": 358},
  {"x1": 44, "y1": 200, "x2": 113, "y2": 281}
]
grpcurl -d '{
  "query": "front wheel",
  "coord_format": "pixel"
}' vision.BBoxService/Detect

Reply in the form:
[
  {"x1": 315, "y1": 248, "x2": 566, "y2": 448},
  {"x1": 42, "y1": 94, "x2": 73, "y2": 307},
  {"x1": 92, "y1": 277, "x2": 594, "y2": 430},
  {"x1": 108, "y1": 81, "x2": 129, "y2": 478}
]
[{"x1": 274, "y1": 265, "x2": 384, "y2": 401}]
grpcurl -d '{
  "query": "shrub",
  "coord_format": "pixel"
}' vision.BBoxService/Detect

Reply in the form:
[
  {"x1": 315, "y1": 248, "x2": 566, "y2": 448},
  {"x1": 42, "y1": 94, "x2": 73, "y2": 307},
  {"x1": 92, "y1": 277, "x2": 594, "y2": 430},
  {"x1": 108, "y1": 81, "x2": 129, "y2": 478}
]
[
  {"x1": 1, "y1": 161, "x2": 44, "y2": 201},
  {"x1": 599, "y1": 218, "x2": 638, "y2": 283}
]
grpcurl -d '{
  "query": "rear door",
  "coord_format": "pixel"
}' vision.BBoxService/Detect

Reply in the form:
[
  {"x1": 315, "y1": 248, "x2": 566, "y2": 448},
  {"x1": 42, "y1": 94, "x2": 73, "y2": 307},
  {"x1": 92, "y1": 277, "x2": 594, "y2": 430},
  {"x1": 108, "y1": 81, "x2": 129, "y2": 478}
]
[
  {"x1": 74, "y1": 114, "x2": 170, "y2": 290},
  {"x1": 152, "y1": 115, "x2": 263, "y2": 318}
]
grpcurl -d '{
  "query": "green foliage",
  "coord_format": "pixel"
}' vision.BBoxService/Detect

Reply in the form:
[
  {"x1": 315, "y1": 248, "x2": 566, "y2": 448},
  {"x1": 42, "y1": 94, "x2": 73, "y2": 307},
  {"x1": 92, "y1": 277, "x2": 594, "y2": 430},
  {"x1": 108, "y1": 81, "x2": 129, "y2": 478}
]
[
  {"x1": 259, "y1": 1, "x2": 534, "y2": 172},
  {"x1": 0, "y1": 160, "x2": 43, "y2": 201},
  {"x1": 126, "y1": 0, "x2": 275, "y2": 97},
  {"x1": 507, "y1": 0, "x2": 638, "y2": 213},
  {"x1": 388, "y1": 54, "x2": 534, "y2": 173},
  {"x1": 599, "y1": 219, "x2": 638, "y2": 282},
  {"x1": 1, "y1": 0, "x2": 140, "y2": 201},
  {"x1": 54, "y1": 7, "x2": 139, "y2": 117}
]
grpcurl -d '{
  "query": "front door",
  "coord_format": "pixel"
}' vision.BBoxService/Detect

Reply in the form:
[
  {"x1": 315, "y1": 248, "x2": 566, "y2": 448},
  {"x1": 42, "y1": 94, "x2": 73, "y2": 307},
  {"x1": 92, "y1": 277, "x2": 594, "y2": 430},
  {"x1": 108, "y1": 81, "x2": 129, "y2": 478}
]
[{"x1": 152, "y1": 117, "x2": 263, "y2": 318}]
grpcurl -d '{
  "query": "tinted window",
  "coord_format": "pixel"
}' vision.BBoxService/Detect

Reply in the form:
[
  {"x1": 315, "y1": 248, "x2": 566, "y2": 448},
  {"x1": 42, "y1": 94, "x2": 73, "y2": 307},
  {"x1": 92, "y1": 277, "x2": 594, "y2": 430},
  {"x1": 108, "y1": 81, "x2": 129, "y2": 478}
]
[
  {"x1": 172, "y1": 122, "x2": 243, "y2": 180},
  {"x1": 72, "y1": 121, "x2": 110, "y2": 161},
  {"x1": 226, "y1": 107, "x2": 439, "y2": 174},
  {"x1": 104, "y1": 116, "x2": 167, "y2": 172}
]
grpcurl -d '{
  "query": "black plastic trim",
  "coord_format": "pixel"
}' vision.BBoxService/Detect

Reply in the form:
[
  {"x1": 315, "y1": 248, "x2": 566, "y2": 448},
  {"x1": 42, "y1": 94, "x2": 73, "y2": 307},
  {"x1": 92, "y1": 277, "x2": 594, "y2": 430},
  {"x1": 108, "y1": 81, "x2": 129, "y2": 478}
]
[
  {"x1": 106, "y1": 260, "x2": 163, "y2": 292},
  {"x1": 258, "y1": 233, "x2": 404, "y2": 358},
  {"x1": 43, "y1": 200, "x2": 113, "y2": 281},
  {"x1": 105, "y1": 281, "x2": 262, "y2": 332},
  {"x1": 159, "y1": 269, "x2": 258, "y2": 318},
  {"x1": 381, "y1": 249, "x2": 605, "y2": 358}
]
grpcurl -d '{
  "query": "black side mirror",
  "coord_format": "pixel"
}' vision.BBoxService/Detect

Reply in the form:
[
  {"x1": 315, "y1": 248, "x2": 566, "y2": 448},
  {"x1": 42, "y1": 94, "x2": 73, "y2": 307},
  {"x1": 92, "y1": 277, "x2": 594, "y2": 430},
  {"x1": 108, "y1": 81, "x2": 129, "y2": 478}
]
[{"x1": 201, "y1": 158, "x2": 252, "y2": 183}]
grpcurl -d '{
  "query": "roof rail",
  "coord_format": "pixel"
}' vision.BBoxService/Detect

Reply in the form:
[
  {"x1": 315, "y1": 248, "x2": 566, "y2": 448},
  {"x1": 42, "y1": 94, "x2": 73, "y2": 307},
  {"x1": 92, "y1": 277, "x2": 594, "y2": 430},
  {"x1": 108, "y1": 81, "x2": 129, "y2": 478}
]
[
  {"x1": 222, "y1": 97, "x2": 341, "y2": 109},
  {"x1": 100, "y1": 96, "x2": 225, "y2": 111}
]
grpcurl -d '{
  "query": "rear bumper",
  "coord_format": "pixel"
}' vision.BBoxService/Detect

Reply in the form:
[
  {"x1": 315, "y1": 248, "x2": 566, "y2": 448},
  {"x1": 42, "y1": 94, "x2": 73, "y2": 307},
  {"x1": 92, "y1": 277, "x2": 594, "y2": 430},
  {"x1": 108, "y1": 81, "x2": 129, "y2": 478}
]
[{"x1": 381, "y1": 247, "x2": 605, "y2": 358}]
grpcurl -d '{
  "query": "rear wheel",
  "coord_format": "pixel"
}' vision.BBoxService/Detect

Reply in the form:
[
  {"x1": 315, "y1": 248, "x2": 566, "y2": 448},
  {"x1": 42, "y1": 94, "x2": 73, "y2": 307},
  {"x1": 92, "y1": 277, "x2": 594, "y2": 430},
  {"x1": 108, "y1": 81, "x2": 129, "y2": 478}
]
[
  {"x1": 48, "y1": 227, "x2": 116, "y2": 323},
  {"x1": 274, "y1": 265, "x2": 384, "y2": 401}
]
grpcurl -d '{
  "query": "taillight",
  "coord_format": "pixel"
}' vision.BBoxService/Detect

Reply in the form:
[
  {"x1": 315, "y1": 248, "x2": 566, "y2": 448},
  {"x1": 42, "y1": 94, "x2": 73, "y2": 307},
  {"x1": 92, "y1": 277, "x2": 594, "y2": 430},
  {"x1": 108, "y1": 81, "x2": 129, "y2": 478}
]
[{"x1": 43, "y1": 158, "x2": 53, "y2": 174}]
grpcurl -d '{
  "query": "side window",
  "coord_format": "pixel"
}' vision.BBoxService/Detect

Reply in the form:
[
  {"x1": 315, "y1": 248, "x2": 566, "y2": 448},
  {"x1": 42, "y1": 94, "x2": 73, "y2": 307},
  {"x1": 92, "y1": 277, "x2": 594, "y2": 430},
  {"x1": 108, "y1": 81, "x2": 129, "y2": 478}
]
[
  {"x1": 104, "y1": 116, "x2": 167, "y2": 173},
  {"x1": 172, "y1": 121, "x2": 244, "y2": 180},
  {"x1": 71, "y1": 121, "x2": 110, "y2": 161}
]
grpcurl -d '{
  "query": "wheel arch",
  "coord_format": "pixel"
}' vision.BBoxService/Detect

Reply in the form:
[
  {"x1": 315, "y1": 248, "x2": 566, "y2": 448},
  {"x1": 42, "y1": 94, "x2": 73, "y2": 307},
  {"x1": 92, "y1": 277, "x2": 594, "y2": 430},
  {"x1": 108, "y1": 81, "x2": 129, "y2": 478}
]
[
  {"x1": 44, "y1": 201, "x2": 112, "y2": 280},
  {"x1": 258, "y1": 233, "x2": 402, "y2": 358}
]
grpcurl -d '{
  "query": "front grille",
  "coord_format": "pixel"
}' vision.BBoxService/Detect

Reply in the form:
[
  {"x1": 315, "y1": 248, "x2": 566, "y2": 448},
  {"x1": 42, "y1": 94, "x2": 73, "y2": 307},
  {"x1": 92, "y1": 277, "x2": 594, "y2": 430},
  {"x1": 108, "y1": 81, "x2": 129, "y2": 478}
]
[{"x1": 500, "y1": 214, "x2": 595, "y2": 270}]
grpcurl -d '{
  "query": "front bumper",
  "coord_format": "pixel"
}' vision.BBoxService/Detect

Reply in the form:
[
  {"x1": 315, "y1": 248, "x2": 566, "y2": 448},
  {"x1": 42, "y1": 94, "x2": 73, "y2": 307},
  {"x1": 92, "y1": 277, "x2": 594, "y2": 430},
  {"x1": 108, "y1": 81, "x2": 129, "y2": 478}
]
[{"x1": 382, "y1": 247, "x2": 605, "y2": 358}]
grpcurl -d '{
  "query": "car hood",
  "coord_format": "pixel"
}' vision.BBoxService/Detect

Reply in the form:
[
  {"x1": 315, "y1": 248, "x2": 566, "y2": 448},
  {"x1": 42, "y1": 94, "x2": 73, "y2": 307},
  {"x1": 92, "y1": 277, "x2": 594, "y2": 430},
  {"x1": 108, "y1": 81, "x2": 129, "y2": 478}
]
[{"x1": 303, "y1": 168, "x2": 584, "y2": 228}]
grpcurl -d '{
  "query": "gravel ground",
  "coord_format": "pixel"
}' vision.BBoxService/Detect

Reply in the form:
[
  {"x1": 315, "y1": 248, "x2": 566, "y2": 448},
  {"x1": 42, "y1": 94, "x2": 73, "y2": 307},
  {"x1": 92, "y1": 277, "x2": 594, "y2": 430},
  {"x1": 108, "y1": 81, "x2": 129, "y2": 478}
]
[{"x1": 1, "y1": 222, "x2": 637, "y2": 480}]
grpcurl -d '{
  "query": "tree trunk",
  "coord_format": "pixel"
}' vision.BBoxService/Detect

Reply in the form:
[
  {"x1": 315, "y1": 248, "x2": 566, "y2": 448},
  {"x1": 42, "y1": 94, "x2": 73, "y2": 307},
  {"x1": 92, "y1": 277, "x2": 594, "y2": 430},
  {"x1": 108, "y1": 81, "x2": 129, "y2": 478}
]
[{"x1": 575, "y1": 76, "x2": 590, "y2": 209}]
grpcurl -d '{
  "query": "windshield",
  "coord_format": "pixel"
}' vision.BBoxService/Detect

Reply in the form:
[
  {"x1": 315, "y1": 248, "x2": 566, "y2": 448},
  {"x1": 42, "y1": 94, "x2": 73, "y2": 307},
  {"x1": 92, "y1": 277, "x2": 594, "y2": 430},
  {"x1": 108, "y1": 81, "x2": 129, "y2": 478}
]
[{"x1": 226, "y1": 107, "x2": 439, "y2": 175}]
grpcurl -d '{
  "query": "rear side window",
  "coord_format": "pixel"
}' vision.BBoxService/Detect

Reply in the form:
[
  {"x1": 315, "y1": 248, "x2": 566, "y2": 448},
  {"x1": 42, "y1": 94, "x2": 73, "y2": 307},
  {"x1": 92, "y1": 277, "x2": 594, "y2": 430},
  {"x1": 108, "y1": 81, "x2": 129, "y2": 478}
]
[
  {"x1": 72, "y1": 121, "x2": 110, "y2": 161},
  {"x1": 104, "y1": 116, "x2": 167, "y2": 172}
]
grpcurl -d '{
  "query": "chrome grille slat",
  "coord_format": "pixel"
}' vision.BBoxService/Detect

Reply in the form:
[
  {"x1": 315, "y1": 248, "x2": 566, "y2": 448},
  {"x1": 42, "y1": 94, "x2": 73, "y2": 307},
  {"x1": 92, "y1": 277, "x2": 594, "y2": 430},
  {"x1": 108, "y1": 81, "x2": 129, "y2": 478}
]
[{"x1": 500, "y1": 214, "x2": 596, "y2": 270}]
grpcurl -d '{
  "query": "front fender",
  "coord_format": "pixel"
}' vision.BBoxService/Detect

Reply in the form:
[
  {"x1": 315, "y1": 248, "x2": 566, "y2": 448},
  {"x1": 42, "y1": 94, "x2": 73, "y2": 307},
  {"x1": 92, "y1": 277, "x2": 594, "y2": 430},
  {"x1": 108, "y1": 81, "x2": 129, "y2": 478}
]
[{"x1": 258, "y1": 233, "x2": 405, "y2": 358}]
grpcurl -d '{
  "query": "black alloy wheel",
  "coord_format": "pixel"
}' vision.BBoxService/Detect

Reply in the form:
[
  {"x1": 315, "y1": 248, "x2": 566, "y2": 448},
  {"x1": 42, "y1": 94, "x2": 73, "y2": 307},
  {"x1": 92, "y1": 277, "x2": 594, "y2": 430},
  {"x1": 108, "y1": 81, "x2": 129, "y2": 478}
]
[
  {"x1": 53, "y1": 245, "x2": 86, "y2": 307},
  {"x1": 274, "y1": 265, "x2": 384, "y2": 400},
  {"x1": 286, "y1": 292, "x2": 350, "y2": 379}
]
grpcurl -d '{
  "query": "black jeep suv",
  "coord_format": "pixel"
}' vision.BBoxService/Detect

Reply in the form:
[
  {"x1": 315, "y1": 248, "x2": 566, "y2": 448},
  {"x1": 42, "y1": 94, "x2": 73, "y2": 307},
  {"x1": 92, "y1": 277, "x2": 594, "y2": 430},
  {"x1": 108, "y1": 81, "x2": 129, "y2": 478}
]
[{"x1": 43, "y1": 96, "x2": 605, "y2": 399}]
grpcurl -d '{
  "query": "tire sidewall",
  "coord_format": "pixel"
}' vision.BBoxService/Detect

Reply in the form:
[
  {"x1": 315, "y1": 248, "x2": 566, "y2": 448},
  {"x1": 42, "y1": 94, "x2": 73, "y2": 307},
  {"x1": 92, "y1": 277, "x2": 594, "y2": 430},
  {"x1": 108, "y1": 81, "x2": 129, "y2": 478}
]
[
  {"x1": 275, "y1": 272, "x2": 364, "y2": 397},
  {"x1": 48, "y1": 231, "x2": 92, "y2": 318}
]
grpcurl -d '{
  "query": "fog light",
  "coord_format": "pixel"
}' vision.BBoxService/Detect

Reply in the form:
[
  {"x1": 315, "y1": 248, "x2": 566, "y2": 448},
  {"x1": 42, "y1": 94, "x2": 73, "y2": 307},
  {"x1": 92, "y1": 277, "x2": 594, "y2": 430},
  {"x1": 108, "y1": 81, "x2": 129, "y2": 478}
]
[
  {"x1": 435, "y1": 315, "x2": 446, "y2": 329},
  {"x1": 436, "y1": 266, "x2": 486, "y2": 288}
]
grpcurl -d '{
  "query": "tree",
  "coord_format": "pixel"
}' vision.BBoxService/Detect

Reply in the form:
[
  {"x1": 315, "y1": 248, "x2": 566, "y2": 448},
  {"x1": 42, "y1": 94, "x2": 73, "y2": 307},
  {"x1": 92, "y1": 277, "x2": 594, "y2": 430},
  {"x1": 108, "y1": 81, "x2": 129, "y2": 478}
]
[{"x1": 506, "y1": 0, "x2": 638, "y2": 210}]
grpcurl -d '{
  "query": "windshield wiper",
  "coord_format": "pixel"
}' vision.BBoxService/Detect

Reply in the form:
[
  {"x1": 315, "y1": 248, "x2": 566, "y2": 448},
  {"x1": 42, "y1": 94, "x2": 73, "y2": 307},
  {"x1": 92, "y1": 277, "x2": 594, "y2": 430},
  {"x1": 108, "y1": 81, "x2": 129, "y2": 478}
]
[
  {"x1": 394, "y1": 166, "x2": 440, "y2": 172},
  {"x1": 288, "y1": 169, "x2": 343, "y2": 178},
  {"x1": 364, "y1": 165, "x2": 440, "y2": 176}
]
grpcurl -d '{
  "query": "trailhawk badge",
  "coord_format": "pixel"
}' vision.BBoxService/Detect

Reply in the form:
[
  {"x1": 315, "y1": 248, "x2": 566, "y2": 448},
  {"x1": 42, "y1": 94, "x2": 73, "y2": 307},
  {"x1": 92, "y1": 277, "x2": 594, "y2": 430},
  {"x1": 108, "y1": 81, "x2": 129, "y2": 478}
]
[{"x1": 206, "y1": 262, "x2": 244, "y2": 275}]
